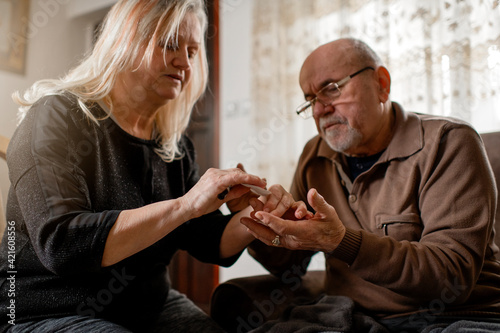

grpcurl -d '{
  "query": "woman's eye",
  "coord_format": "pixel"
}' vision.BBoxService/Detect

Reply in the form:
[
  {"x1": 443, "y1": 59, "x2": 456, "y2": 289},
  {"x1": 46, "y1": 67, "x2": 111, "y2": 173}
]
[
  {"x1": 166, "y1": 44, "x2": 178, "y2": 51},
  {"x1": 158, "y1": 40, "x2": 178, "y2": 51}
]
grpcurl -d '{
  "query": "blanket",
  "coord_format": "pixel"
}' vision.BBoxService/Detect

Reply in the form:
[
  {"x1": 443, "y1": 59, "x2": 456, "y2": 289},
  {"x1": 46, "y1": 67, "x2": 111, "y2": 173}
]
[{"x1": 249, "y1": 295, "x2": 390, "y2": 333}]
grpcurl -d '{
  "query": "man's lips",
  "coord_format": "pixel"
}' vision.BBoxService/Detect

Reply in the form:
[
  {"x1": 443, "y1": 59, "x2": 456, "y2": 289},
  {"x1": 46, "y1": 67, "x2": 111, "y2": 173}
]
[
  {"x1": 322, "y1": 121, "x2": 344, "y2": 131},
  {"x1": 319, "y1": 115, "x2": 347, "y2": 131}
]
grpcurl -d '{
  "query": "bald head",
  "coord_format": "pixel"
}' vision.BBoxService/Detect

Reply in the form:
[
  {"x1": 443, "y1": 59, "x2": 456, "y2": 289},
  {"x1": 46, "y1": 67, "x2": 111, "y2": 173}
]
[{"x1": 300, "y1": 38, "x2": 383, "y2": 88}]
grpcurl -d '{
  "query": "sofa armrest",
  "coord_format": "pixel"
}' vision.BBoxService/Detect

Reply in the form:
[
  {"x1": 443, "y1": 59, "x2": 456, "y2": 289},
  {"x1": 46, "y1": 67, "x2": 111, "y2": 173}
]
[{"x1": 210, "y1": 270, "x2": 325, "y2": 333}]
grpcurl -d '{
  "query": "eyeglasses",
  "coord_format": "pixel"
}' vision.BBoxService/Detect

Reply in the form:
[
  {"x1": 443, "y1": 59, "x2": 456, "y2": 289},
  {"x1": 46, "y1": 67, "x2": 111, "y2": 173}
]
[{"x1": 295, "y1": 66, "x2": 375, "y2": 119}]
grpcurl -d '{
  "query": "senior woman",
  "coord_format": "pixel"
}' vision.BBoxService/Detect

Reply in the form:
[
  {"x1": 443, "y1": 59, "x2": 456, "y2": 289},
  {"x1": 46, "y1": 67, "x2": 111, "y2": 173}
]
[{"x1": 0, "y1": 1, "x2": 306, "y2": 332}]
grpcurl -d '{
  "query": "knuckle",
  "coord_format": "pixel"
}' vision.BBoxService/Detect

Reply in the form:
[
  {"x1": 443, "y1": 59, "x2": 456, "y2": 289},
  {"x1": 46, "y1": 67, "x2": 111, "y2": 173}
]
[
  {"x1": 280, "y1": 198, "x2": 292, "y2": 208},
  {"x1": 293, "y1": 239, "x2": 303, "y2": 248}
]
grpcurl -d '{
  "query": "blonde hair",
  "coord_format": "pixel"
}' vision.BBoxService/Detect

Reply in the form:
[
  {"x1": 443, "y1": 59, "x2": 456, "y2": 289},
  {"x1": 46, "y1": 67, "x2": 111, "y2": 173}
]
[{"x1": 13, "y1": 0, "x2": 208, "y2": 162}]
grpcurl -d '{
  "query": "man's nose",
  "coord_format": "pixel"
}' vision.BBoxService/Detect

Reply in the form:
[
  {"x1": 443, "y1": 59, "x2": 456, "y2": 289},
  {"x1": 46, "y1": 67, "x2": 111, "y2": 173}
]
[{"x1": 313, "y1": 100, "x2": 334, "y2": 118}]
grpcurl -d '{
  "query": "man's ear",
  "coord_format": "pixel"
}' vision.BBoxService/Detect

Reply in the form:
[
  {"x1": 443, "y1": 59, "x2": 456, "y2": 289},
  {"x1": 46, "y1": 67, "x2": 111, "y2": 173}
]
[{"x1": 377, "y1": 66, "x2": 391, "y2": 102}]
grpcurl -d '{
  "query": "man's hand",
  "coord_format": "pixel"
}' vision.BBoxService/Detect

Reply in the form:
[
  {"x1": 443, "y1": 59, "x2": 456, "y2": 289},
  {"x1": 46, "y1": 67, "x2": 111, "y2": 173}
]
[{"x1": 241, "y1": 188, "x2": 346, "y2": 253}]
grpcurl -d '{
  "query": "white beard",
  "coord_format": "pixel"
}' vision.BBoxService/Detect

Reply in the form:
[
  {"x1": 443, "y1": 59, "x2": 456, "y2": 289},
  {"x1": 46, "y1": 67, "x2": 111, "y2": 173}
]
[{"x1": 320, "y1": 116, "x2": 363, "y2": 154}]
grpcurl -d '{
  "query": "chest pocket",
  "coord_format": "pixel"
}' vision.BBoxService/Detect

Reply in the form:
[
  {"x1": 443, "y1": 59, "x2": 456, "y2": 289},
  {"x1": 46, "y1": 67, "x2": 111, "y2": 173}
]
[{"x1": 376, "y1": 213, "x2": 423, "y2": 242}]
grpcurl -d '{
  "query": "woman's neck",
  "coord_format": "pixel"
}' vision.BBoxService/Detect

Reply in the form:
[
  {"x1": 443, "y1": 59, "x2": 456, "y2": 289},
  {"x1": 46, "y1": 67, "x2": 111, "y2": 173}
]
[{"x1": 106, "y1": 83, "x2": 160, "y2": 140}]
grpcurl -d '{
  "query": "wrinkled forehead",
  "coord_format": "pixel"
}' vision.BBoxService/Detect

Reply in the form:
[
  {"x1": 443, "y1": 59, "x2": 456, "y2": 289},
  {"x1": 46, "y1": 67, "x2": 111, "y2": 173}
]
[
  {"x1": 299, "y1": 42, "x2": 353, "y2": 91},
  {"x1": 177, "y1": 11, "x2": 202, "y2": 42}
]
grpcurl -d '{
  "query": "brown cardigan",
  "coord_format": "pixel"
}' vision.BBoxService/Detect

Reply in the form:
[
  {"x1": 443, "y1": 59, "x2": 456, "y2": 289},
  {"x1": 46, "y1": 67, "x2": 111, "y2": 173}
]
[{"x1": 250, "y1": 102, "x2": 500, "y2": 319}]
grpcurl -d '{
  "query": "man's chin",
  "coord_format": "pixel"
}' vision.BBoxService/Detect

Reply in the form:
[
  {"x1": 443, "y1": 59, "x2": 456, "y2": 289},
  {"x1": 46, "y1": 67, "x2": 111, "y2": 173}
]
[
  {"x1": 323, "y1": 131, "x2": 361, "y2": 154},
  {"x1": 324, "y1": 138, "x2": 348, "y2": 153}
]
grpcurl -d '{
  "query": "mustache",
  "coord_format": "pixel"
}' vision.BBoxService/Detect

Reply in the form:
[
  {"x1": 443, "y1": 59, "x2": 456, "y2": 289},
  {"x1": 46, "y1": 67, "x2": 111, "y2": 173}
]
[{"x1": 319, "y1": 115, "x2": 348, "y2": 128}]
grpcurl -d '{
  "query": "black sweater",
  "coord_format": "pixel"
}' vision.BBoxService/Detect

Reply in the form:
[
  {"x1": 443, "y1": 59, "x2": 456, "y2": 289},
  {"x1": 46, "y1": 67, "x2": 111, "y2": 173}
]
[{"x1": 0, "y1": 94, "x2": 237, "y2": 332}]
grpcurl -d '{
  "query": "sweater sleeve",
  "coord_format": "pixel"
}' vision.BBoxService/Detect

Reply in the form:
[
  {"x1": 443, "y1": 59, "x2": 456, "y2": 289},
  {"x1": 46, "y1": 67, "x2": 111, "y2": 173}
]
[
  {"x1": 9, "y1": 96, "x2": 118, "y2": 275},
  {"x1": 179, "y1": 210, "x2": 243, "y2": 267}
]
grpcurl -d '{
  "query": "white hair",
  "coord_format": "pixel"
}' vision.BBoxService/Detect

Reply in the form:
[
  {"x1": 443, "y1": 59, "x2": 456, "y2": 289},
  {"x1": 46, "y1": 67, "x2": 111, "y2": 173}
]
[{"x1": 13, "y1": 0, "x2": 208, "y2": 162}]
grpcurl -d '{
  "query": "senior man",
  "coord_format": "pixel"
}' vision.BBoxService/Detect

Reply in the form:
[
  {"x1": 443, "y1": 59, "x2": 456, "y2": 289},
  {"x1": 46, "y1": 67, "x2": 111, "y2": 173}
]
[{"x1": 242, "y1": 38, "x2": 500, "y2": 332}]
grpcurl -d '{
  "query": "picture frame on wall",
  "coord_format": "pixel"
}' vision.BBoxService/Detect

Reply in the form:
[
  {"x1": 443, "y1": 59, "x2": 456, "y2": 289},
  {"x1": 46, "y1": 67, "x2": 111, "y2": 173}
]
[{"x1": 0, "y1": 0, "x2": 30, "y2": 75}]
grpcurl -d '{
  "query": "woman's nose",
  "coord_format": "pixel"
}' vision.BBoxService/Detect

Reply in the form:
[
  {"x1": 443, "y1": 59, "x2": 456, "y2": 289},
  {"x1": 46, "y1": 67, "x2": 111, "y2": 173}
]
[{"x1": 173, "y1": 49, "x2": 191, "y2": 70}]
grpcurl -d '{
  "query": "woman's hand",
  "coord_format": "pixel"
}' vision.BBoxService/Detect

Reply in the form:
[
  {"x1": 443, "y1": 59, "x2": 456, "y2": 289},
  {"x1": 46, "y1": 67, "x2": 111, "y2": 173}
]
[
  {"x1": 103, "y1": 167, "x2": 265, "y2": 267},
  {"x1": 226, "y1": 164, "x2": 260, "y2": 213},
  {"x1": 179, "y1": 167, "x2": 267, "y2": 220}
]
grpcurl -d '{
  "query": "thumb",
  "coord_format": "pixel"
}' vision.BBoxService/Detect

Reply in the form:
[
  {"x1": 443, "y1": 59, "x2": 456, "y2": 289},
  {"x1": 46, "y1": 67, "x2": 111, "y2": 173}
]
[{"x1": 307, "y1": 188, "x2": 331, "y2": 215}]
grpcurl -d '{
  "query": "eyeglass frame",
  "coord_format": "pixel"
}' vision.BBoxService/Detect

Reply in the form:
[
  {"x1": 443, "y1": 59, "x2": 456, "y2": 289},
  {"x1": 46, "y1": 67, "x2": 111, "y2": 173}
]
[{"x1": 295, "y1": 66, "x2": 375, "y2": 119}]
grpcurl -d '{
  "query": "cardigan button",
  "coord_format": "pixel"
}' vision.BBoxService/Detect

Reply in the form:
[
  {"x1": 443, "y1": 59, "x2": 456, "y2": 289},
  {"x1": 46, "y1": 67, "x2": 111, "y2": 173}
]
[{"x1": 349, "y1": 194, "x2": 357, "y2": 203}]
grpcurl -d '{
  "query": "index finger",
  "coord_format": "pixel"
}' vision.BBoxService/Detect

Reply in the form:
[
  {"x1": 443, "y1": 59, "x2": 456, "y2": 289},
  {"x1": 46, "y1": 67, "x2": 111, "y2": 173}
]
[{"x1": 223, "y1": 168, "x2": 267, "y2": 189}]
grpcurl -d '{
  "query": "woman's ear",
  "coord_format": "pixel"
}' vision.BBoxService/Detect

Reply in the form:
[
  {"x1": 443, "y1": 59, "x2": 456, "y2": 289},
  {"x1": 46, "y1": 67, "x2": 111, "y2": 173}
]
[{"x1": 377, "y1": 66, "x2": 391, "y2": 102}]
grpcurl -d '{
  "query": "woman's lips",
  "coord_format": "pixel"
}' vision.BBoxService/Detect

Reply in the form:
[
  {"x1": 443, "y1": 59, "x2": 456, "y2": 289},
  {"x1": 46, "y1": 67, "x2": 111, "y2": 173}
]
[{"x1": 165, "y1": 74, "x2": 183, "y2": 83}]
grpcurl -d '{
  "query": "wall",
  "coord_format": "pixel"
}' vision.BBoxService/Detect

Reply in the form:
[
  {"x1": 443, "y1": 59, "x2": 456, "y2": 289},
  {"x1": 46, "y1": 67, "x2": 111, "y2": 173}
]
[
  {"x1": 218, "y1": 0, "x2": 271, "y2": 282},
  {"x1": 218, "y1": 0, "x2": 327, "y2": 282},
  {"x1": 66, "y1": 0, "x2": 116, "y2": 19},
  {"x1": 0, "y1": 0, "x2": 111, "y2": 232}
]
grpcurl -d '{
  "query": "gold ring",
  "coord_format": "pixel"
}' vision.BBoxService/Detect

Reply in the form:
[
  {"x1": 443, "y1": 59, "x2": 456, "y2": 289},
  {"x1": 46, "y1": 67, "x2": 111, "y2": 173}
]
[{"x1": 271, "y1": 235, "x2": 281, "y2": 246}]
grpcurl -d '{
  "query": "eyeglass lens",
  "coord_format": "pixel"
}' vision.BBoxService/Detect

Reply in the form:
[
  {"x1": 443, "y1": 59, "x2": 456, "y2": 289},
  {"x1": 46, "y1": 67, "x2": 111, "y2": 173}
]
[{"x1": 296, "y1": 66, "x2": 374, "y2": 119}]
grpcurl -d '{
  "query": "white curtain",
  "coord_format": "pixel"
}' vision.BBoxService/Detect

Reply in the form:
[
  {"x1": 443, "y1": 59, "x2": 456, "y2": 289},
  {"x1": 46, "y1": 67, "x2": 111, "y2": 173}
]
[{"x1": 250, "y1": 0, "x2": 500, "y2": 189}]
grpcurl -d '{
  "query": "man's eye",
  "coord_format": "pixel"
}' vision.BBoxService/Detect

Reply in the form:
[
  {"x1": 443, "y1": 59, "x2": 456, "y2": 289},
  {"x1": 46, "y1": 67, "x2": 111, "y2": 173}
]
[{"x1": 322, "y1": 85, "x2": 339, "y2": 96}]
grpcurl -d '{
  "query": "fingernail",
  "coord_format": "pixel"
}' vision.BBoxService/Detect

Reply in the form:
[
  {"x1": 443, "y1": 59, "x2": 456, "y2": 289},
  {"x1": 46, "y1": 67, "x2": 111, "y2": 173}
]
[
  {"x1": 255, "y1": 212, "x2": 263, "y2": 220},
  {"x1": 315, "y1": 190, "x2": 324, "y2": 200}
]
